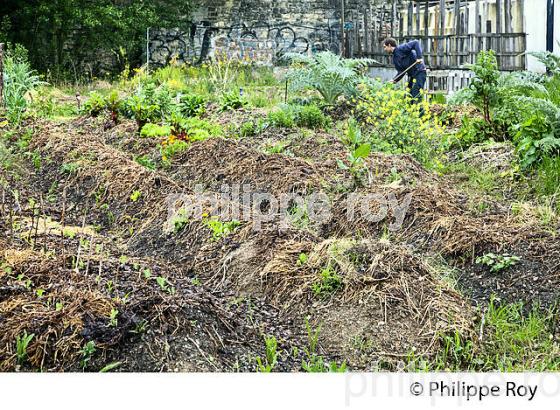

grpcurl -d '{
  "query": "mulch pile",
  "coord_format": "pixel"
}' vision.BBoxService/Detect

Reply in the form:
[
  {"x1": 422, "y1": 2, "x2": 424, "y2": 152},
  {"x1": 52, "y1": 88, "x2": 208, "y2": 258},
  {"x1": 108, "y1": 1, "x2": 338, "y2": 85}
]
[{"x1": 1, "y1": 113, "x2": 558, "y2": 371}]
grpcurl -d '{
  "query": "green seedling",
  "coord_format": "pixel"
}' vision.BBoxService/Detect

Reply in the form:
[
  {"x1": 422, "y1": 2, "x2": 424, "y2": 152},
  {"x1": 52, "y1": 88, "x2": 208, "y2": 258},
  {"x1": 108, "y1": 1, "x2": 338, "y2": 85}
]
[
  {"x1": 80, "y1": 341, "x2": 96, "y2": 369},
  {"x1": 256, "y1": 335, "x2": 279, "y2": 372},
  {"x1": 476, "y1": 253, "x2": 521, "y2": 273},
  {"x1": 108, "y1": 308, "x2": 119, "y2": 327},
  {"x1": 16, "y1": 331, "x2": 35, "y2": 365},
  {"x1": 130, "y1": 190, "x2": 142, "y2": 202}
]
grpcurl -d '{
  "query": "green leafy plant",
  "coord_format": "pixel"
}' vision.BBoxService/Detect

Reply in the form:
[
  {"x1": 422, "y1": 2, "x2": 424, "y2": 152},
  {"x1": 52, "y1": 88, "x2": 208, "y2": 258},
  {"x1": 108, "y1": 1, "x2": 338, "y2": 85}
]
[
  {"x1": 80, "y1": 341, "x2": 96, "y2": 369},
  {"x1": 156, "y1": 276, "x2": 175, "y2": 294},
  {"x1": 311, "y1": 263, "x2": 342, "y2": 298},
  {"x1": 203, "y1": 217, "x2": 241, "y2": 241},
  {"x1": 267, "y1": 105, "x2": 295, "y2": 128},
  {"x1": 454, "y1": 116, "x2": 497, "y2": 149},
  {"x1": 129, "y1": 190, "x2": 142, "y2": 202},
  {"x1": 476, "y1": 253, "x2": 521, "y2": 273},
  {"x1": 285, "y1": 51, "x2": 374, "y2": 105},
  {"x1": 297, "y1": 252, "x2": 308, "y2": 266},
  {"x1": 339, "y1": 120, "x2": 372, "y2": 183},
  {"x1": 264, "y1": 141, "x2": 289, "y2": 154},
  {"x1": 337, "y1": 142, "x2": 371, "y2": 187},
  {"x1": 82, "y1": 92, "x2": 106, "y2": 117},
  {"x1": 220, "y1": 90, "x2": 247, "y2": 111},
  {"x1": 466, "y1": 50, "x2": 500, "y2": 123},
  {"x1": 340, "y1": 117, "x2": 364, "y2": 147},
  {"x1": 514, "y1": 113, "x2": 560, "y2": 169},
  {"x1": 60, "y1": 162, "x2": 80, "y2": 175},
  {"x1": 238, "y1": 120, "x2": 264, "y2": 138},
  {"x1": 134, "y1": 155, "x2": 156, "y2": 170},
  {"x1": 104, "y1": 90, "x2": 121, "y2": 125},
  {"x1": 167, "y1": 115, "x2": 223, "y2": 142},
  {"x1": 178, "y1": 94, "x2": 206, "y2": 117},
  {"x1": 286, "y1": 201, "x2": 310, "y2": 229},
  {"x1": 3, "y1": 50, "x2": 45, "y2": 124},
  {"x1": 293, "y1": 105, "x2": 330, "y2": 129},
  {"x1": 122, "y1": 83, "x2": 175, "y2": 131},
  {"x1": 131, "y1": 319, "x2": 148, "y2": 334},
  {"x1": 160, "y1": 139, "x2": 188, "y2": 164},
  {"x1": 122, "y1": 95, "x2": 159, "y2": 131},
  {"x1": 255, "y1": 335, "x2": 279, "y2": 372},
  {"x1": 171, "y1": 208, "x2": 190, "y2": 233},
  {"x1": 140, "y1": 123, "x2": 171, "y2": 138},
  {"x1": 16, "y1": 330, "x2": 35, "y2": 365}
]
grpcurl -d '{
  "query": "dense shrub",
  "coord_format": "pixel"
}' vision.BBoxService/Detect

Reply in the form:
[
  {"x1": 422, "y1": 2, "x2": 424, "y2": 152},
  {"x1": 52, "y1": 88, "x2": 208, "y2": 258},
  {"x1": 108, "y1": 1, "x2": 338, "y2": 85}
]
[
  {"x1": 455, "y1": 116, "x2": 500, "y2": 149},
  {"x1": 452, "y1": 50, "x2": 560, "y2": 169},
  {"x1": 2, "y1": 1, "x2": 196, "y2": 79}
]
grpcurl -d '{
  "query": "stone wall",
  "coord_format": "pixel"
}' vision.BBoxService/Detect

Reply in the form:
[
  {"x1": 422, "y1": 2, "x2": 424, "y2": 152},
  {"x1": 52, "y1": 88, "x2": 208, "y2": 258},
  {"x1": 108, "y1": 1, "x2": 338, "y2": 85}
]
[
  {"x1": 148, "y1": 0, "x2": 376, "y2": 66},
  {"x1": 198, "y1": 0, "x2": 341, "y2": 28}
]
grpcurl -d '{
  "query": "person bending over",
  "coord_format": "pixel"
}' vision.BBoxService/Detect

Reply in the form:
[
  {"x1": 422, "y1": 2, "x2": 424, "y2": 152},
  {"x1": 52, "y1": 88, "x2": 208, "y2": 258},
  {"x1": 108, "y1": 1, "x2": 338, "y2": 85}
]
[{"x1": 382, "y1": 38, "x2": 427, "y2": 104}]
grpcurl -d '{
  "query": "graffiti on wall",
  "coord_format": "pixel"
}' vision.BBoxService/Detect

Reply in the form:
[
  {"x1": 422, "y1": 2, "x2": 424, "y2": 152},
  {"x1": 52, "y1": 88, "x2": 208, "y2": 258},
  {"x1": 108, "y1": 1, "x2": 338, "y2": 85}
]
[{"x1": 148, "y1": 21, "x2": 342, "y2": 67}]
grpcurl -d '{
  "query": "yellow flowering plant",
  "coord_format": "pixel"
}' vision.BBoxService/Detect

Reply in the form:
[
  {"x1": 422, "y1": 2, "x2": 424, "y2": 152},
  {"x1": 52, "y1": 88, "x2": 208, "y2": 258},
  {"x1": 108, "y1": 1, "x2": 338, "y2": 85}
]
[{"x1": 353, "y1": 83, "x2": 446, "y2": 169}]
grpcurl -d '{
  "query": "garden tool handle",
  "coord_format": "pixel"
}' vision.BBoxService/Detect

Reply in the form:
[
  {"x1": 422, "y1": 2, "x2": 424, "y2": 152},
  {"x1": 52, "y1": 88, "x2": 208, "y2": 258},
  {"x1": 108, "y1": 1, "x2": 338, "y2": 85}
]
[{"x1": 392, "y1": 60, "x2": 421, "y2": 83}]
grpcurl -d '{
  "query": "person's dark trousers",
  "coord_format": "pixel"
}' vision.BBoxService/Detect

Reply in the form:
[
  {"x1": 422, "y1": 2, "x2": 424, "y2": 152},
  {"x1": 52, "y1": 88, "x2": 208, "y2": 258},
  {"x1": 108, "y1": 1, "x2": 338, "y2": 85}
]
[{"x1": 407, "y1": 70, "x2": 427, "y2": 116}]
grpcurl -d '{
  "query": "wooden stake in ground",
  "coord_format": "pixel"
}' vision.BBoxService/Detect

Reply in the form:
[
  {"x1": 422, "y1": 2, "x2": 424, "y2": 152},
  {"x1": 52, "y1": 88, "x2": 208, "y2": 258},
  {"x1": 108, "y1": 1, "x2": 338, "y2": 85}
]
[{"x1": 0, "y1": 43, "x2": 4, "y2": 110}]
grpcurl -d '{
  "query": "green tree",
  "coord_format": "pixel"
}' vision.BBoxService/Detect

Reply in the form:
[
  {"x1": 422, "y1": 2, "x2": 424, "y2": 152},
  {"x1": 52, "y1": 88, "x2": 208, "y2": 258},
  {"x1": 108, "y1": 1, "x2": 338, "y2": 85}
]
[{"x1": 0, "y1": 0, "x2": 195, "y2": 78}]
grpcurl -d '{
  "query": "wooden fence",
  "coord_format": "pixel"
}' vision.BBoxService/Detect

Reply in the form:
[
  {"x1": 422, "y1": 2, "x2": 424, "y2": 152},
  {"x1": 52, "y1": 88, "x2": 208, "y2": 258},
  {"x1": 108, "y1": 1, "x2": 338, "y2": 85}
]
[
  {"x1": 366, "y1": 33, "x2": 526, "y2": 70},
  {"x1": 344, "y1": 0, "x2": 527, "y2": 71}
]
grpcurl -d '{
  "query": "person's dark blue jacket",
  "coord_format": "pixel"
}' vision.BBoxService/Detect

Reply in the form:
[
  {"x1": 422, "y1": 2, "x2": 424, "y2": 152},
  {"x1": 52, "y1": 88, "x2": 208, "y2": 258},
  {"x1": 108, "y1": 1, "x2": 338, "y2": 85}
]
[{"x1": 393, "y1": 40, "x2": 426, "y2": 81}]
